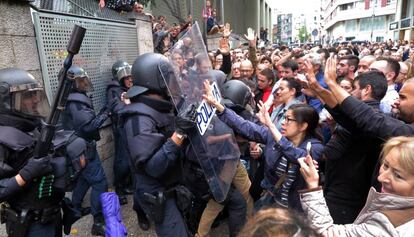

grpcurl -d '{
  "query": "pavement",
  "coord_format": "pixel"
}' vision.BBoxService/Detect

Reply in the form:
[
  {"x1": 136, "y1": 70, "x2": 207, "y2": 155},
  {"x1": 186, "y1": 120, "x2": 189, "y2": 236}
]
[{"x1": 0, "y1": 194, "x2": 229, "y2": 237}]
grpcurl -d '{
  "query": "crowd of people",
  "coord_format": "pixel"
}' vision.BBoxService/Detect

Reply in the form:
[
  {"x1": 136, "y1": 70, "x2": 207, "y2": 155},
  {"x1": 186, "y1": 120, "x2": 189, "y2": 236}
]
[{"x1": 1, "y1": 1, "x2": 414, "y2": 237}]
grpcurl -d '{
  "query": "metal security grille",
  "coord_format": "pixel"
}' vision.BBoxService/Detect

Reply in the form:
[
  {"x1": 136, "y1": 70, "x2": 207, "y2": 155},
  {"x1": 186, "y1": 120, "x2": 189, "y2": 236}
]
[{"x1": 33, "y1": 11, "x2": 139, "y2": 111}]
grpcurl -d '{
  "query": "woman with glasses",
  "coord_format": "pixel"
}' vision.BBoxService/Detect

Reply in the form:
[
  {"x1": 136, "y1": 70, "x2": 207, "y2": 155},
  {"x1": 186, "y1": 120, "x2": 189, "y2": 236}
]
[{"x1": 203, "y1": 81, "x2": 323, "y2": 211}]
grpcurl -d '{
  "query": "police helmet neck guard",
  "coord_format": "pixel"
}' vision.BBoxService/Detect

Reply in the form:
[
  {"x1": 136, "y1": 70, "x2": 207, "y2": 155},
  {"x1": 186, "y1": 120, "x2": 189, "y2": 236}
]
[{"x1": 0, "y1": 68, "x2": 50, "y2": 119}]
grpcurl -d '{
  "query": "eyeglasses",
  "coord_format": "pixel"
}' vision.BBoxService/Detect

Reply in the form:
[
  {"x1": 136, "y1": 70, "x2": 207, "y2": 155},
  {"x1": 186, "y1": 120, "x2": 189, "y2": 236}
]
[{"x1": 283, "y1": 116, "x2": 297, "y2": 124}]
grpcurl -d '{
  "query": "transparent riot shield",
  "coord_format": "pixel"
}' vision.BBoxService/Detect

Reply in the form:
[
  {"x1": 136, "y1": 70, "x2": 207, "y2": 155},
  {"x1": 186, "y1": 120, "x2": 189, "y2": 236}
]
[{"x1": 163, "y1": 22, "x2": 240, "y2": 202}]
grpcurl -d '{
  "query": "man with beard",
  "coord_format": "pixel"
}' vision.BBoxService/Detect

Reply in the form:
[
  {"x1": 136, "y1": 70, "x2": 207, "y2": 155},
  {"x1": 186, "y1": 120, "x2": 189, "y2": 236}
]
[{"x1": 336, "y1": 55, "x2": 359, "y2": 81}]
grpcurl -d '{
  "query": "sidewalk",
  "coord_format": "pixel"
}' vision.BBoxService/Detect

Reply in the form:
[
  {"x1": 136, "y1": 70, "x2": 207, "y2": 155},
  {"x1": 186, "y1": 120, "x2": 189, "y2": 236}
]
[{"x1": 0, "y1": 195, "x2": 229, "y2": 236}]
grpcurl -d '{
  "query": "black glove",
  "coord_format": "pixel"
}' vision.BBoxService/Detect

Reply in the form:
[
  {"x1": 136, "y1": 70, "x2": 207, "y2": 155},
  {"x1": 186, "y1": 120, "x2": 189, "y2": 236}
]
[
  {"x1": 98, "y1": 104, "x2": 110, "y2": 116},
  {"x1": 19, "y1": 157, "x2": 53, "y2": 182},
  {"x1": 175, "y1": 104, "x2": 198, "y2": 136}
]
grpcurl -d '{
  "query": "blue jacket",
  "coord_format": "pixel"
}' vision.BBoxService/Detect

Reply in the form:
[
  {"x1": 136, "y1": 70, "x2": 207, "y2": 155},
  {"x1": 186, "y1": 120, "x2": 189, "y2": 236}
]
[{"x1": 218, "y1": 107, "x2": 324, "y2": 209}]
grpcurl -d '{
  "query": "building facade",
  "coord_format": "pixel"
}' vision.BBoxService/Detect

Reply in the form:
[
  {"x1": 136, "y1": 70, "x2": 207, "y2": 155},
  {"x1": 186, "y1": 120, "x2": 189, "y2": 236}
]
[
  {"x1": 389, "y1": 0, "x2": 414, "y2": 41},
  {"x1": 276, "y1": 13, "x2": 293, "y2": 44},
  {"x1": 323, "y1": 0, "x2": 397, "y2": 43},
  {"x1": 149, "y1": 0, "x2": 274, "y2": 43}
]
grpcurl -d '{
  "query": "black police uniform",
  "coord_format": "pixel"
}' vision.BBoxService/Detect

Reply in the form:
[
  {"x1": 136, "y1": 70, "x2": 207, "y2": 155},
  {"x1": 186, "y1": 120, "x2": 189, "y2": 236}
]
[
  {"x1": 118, "y1": 53, "x2": 192, "y2": 237},
  {"x1": 0, "y1": 68, "x2": 66, "y2": 237},
  {"x1": 106, "y1": 61, "x2": 132, "y2": 202},
  {"x1": 106, "y1": 61, "x2": 150, "y2": 230},
  {"x1": 120, "y1": 96, "x2": 189, "y2": 237},
  {"x1": 61, "y1": 66, "x2": 108, "y2": 235}
]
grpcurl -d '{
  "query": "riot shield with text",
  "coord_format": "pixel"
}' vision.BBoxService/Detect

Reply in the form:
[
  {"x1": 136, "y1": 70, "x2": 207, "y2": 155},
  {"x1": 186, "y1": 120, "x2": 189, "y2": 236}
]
[{"x1": 164, "y1": 22, "x2": 240, "y2": 202}]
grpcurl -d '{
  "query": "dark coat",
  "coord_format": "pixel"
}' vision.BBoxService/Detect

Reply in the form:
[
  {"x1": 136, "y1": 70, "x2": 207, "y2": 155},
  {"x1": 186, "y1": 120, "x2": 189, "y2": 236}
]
[
  {"x1": 339, "y1": 96, "x2": 414, "y2": 138},
  {"x1": 61, "y1": 91, "x2": 108, "y2": 141},
  {"x1": 118, "y1": 96, "x2": 181, "y2": 194},
  {"x1": 324, "y1": 100, "x2": 384, "y2": 212}
]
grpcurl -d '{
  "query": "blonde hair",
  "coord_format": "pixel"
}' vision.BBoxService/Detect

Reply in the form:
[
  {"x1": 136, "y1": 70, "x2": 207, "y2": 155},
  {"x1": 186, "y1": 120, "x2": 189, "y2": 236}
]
[
  {"x1": 381, "y1": 136, "x2": 414, "y2": 176},
  {"x1": 238, "y1": 208, "x2": 320, "y2": 237}
]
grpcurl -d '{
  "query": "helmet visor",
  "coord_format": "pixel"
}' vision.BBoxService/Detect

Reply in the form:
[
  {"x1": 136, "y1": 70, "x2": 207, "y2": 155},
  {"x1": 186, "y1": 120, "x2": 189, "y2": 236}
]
[
  {"x1": 12, "y1": 88, "x2": 50, "y2": 118},
  {"x1": 116, "y1": 65, "x2": 132, "y2": 81}
]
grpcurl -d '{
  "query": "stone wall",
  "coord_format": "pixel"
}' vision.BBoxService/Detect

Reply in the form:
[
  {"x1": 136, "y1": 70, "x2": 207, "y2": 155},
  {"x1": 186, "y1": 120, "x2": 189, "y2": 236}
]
[
  {"x1": 0, "y1": 2, "x2": 42, "y2": 83},
  {"x1": 97, "y1": 126, "x2": 115, "y2": 185}
]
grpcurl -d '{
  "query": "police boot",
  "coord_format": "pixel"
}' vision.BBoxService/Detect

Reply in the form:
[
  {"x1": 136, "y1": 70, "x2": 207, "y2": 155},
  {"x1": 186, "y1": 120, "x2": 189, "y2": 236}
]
[
  {"x1": 115, "y1": 186, "x2": 128, "y2": 205},
  {"x1": 62, "y1": 198, "x2": 83, "y2": 235},
  {"x1": 91, "y1": 214, "x2": 105, "y2": 236},
  {"x1": 136, "y1": 209, "x2": 150, "y2": 231},
  {"x1": 80, "y1": 206, "x2": 91, "y2": 216}
]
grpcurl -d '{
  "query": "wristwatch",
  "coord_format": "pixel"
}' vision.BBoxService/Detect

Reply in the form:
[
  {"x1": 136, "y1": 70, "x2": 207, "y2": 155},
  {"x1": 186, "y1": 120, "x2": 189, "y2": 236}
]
[{"x1": 176, "y1": 133, "x2": 187, "y2": 140}]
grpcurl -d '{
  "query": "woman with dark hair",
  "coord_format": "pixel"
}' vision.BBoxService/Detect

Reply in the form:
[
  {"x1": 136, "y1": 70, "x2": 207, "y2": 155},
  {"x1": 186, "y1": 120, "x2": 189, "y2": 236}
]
[
  {"x1": 270, "y1": 77, "x2": 303, "y2": 130},
  {"x1": 203, "y1": 81, "x2": 324, "y2": 211}
]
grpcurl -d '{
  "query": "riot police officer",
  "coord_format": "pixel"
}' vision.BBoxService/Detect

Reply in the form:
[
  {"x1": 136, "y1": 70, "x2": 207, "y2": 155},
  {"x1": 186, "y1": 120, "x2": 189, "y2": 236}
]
[
  {"x1": 0, "y1": 68, "x2": 65, "y2": 236},
  {"x1": 106, "y1": 60, "x2": 150, "y2": 230},
  {"x1": 119, "y1": 53, "x2": 197, "y2": 237},
  {"x1": 61, "y1": 66, "x2": 108, "y2": 236},
  {"x1": 106, "y1": 60, "x2": 133, "y2": 205}
]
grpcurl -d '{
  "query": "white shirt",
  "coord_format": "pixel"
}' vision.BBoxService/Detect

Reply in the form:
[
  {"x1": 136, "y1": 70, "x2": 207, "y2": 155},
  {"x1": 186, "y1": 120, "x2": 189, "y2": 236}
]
[{"x1": 380, "y1": 84, "x2": 399, "y2": 113}]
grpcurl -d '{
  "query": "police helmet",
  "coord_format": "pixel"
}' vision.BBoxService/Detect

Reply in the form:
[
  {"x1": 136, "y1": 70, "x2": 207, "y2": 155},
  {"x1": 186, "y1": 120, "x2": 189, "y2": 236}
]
[
  {"x1": 127, "y1": 53, "x2": 176, "y2": 99},
  {"x1": 0, "y1": 68, "x2": 50, "y2": 119},
  {"x1": 111, "y1": 60, "x2": 131, "y2": 81},
  {"x1": 68, "y1": 65, "x2": 92, "y2": 92},
  {"x1": 207, "y1": 70, "x2": 226, "y2": 88},
  {"x1": 221, "y1": 80, "x2": 252, "y2": 110}
]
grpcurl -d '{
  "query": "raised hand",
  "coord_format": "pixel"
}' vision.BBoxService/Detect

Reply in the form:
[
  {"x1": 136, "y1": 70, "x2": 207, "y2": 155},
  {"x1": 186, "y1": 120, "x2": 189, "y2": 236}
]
[
  {"x1": 298, "y1": 155, "x2": 319, "y2": 189},
  {"x1": 99, "y1": 0, "x2": 105, "y2": 10},
  {"x1": 256, "y1": 101, "x2": 272, "y2": 127},
  {"x1": 202, "y1": 80, "x2": 224, "y2": 112},
  {"x1": 303, "y1": 60, "x2": 315, "y2": 79},
  {"x1": 324, "y1": 56, "x2": 338, "y2": 86},
  {"x1": 218, "y1": 37, "x2": 230, "y2": 55},
  {"x1": 223, "y1": 23, "x2": 232, "y2": 38},
  {"x1": 244, "y1": 28, "x2": 256, "y2": 47}
]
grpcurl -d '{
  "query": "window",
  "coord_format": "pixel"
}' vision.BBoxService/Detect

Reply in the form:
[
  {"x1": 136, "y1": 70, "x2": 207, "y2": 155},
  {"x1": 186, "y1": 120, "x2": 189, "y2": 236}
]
[
  {"x1": 359, "y1": 17, "x2": 371, "y2": 31},
  {"x1": 376, "y1": 36, "x2": 384, "y2": 42},
  {"x1": 359, "y1": 16, "x2": 385, "y2": 31},
  {"x1": 345, "y1": 20, "x2": 357, "y2": 31},
  {"x1": 339, "y1": 3, "x2": 353, "y2": 11}
]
